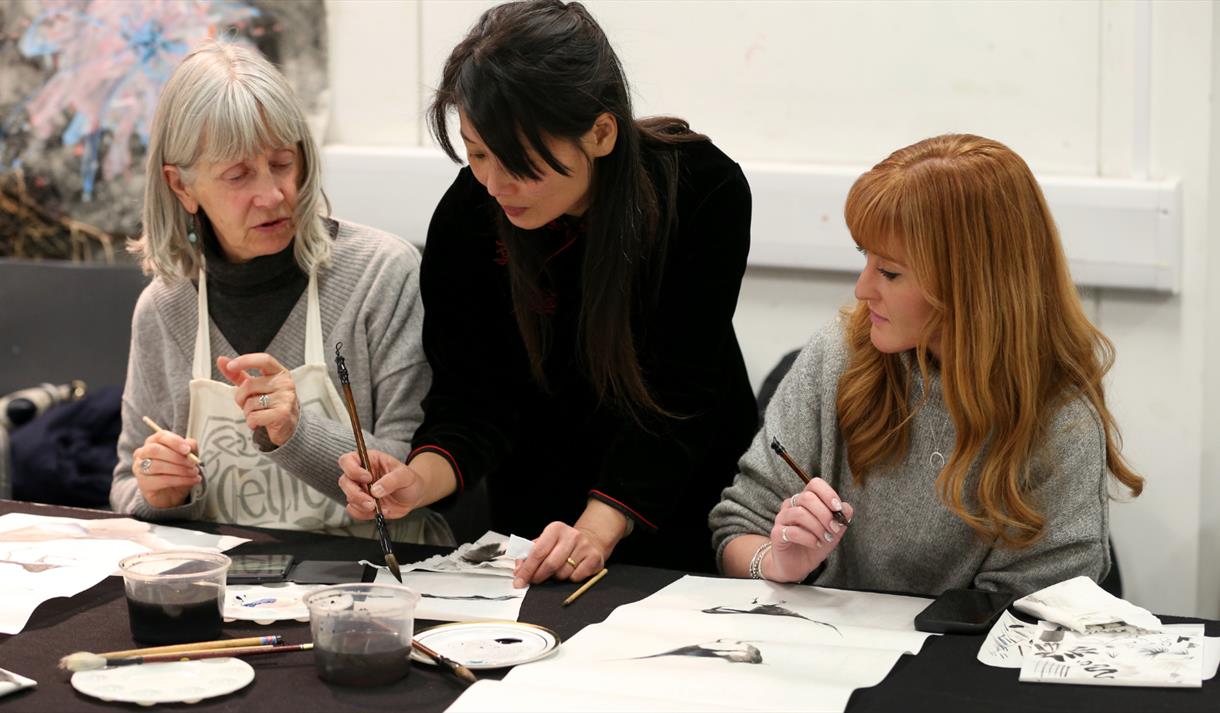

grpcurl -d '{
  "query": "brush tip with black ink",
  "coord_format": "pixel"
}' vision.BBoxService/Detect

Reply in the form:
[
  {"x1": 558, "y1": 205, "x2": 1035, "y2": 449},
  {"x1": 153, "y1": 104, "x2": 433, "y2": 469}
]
[{"x1": 385, "y1": 553, "x2": 402, "y2": 583}]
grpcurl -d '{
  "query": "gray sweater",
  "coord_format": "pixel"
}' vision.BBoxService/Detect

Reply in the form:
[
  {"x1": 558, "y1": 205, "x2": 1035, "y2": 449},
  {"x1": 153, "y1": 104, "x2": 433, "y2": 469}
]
[
  {"x1": 110, "y1": 219, "x2": 452, "y2": 545},
  {"x1": 710, "y1": 318, "x2": 1111, "y2": 597}
]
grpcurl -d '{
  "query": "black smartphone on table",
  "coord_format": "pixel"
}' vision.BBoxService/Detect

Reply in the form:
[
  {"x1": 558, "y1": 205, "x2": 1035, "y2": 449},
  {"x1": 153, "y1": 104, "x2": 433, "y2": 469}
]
[
  {"x1": 226, "y1": 554, "x2": 295, "y2": 584},
  {"x1": 914, "y1": 588, "x2": 1014, "y2": 634}
]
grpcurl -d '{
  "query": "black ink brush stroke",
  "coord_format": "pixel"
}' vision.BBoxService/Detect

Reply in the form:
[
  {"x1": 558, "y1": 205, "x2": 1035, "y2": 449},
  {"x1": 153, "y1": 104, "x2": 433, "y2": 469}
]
[
  {"x1": 702, "y1": 598, "x2": 842, "y2": 637},
  {"x1": 420, "y1": 593, "x2": 521, "y2": 601},
  {"x1": 630, "y1": 639, "x2": 763, "y2": 664}
]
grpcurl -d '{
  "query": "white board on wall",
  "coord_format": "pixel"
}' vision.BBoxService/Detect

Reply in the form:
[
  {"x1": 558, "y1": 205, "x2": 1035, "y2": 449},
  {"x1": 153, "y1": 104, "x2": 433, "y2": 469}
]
[{"x1": 321, "y1": 145, "x2": 1182, "y2": 293}]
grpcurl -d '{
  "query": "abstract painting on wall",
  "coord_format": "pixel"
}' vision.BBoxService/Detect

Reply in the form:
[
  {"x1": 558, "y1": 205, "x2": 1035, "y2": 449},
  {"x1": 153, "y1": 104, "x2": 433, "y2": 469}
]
[{"x1": 0, "y1": 0, "x2": 328, "y2": 262}]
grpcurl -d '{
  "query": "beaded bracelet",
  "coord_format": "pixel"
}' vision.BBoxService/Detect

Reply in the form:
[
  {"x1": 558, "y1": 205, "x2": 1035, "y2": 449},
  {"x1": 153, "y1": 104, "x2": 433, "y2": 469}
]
[{"x1": 748, "y1": 541, "x2": 773, "y2": 580}]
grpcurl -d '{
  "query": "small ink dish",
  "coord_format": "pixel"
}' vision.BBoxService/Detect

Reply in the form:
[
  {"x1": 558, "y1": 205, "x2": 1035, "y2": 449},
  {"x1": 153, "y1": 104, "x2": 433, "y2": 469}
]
[{"x1": 304, "y1": 583, "x2": 420, "y2": 686}]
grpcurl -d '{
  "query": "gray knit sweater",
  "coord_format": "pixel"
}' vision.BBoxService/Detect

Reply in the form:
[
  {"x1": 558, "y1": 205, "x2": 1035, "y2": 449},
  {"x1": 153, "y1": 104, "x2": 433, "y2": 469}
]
[
  {"x1": 710, "y1": 318, "x2": 1111, "y2": 597},
  {"x1": 110, "y1": 219, "x2": 453, "y2": 545}
]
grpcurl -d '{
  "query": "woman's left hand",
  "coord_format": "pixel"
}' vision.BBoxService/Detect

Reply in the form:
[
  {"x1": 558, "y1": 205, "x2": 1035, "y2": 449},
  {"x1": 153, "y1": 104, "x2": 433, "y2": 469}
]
[
  {"x1": 512, "y1": 521, "x2": 612, "y2": 589},
  {"x1": 218, "y1": 354, "x2": 300, "y2": 446}
]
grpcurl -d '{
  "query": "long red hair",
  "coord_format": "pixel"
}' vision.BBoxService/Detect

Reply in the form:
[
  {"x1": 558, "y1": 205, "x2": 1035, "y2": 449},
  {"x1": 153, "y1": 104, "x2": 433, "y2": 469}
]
[{"x1": 837, "y1": 134, "x2": 1143, "y2": 547}]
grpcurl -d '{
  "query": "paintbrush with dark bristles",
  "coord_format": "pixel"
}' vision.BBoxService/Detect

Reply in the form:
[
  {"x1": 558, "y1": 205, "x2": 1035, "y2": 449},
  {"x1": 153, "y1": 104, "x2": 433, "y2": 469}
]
[
  {"x1": 335, "y1": 342, "x2": 402, "y2": 582},
  {"x1": 771, "y1": 437, "x2": 849, "y2": 526}
]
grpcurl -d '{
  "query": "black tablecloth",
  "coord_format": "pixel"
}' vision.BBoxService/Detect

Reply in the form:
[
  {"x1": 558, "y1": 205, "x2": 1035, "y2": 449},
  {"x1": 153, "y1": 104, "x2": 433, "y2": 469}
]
[{"x1": 1, "y1": 500, "x2": 1216, "y2": 712}]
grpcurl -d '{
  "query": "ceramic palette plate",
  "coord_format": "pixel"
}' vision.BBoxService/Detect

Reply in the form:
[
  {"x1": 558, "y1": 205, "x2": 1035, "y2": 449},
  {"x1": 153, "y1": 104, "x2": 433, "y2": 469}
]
[
  {"x1": 410, "y1": 621, "x2": 560, "y2": 670},
  {"x1": 71, "y1": 658, "x2": 254, "y2": 706},
  {"x1": 223, "y1": 582, "x2": 326, "y2": 624}
]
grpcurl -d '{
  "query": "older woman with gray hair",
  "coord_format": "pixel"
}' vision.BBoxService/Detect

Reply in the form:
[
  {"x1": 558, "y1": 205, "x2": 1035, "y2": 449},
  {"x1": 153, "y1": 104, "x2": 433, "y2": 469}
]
[{"x1": 110, "y1": 40, "x2": 452, "y2": 545}]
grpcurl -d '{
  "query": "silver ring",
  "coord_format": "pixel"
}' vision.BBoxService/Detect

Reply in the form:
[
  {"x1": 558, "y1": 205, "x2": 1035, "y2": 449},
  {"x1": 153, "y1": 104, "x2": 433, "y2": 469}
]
[
  {"x1": 781, "y1": 526, "x2": 790, "y2": 544},
  {"x1": 790, "y1": 494, "x2": 799, "y2": 508},
  {"x1": 259, "y1": 393, "x2": 270, "y2": 409},
  {"x1": 139, "y1": 458, "x2": 153, "y2": 475}
]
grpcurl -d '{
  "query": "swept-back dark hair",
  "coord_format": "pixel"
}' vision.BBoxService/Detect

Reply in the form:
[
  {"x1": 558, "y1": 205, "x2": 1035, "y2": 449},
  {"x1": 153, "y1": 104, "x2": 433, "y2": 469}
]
[{"x1": 428, "y1": 0, "x2": 705, "y2": 421}]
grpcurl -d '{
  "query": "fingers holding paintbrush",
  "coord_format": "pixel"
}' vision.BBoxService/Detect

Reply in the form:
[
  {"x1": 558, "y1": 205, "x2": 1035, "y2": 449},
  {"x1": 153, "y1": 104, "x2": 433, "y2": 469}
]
[
  {"x1": 334, "y1": 343, "x2": 402, "y2": 582},
  {"x1": 337, "y1": 451, "x2": 429, "y2": 521},
  {"x1": 141, "y1": 416, "x2": 204, "y2": 469},
  {"x1": 133, "y1": 419, "x2": 203, "y2": 509},
  {"x1": 770, "y1": 437, "x2": 850, "y2": 526}
]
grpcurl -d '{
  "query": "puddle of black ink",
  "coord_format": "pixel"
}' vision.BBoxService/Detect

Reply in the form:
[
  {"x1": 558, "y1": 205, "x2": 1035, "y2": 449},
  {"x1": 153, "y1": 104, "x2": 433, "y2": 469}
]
[{"x1": 495, "y1": 638, "x2": 522, "y2": 645}]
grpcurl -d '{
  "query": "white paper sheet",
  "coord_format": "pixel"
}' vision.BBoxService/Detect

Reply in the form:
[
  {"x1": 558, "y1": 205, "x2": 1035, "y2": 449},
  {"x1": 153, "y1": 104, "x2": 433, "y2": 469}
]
[
  {"x1": 981, "y1": 611, "x2": 1220, "y2": 684},
  {"x1": 446, "y1": 679, "x2": 745, "y2": 713},
  {"x1": 0, "y1": 513, "x2": 248, "y2": 635},
  {"x1": 402, "y1": 531, "x2": 531, "y2": 577},
  {"x1": 0, "y1": 666, "x2": 36, "y2": 699},
  {"x1": 373, "y1": 569, "x2": 527, "y2": 622},
  {"x1": 1017, "y1": 623, "x2": 1206, "y2": 687},
  {"x1": 445, "y1": 575, "x2": 935, "y2": 713},
  {"x1": 978, "y1": 611, "x2": 1040, "y2": 668},
  {"x1": 374, "y1": 531, "x2": 531, "y2": 622},
  {"x1": 635, "y1": 575, "x2": 936, "y2": 642}
]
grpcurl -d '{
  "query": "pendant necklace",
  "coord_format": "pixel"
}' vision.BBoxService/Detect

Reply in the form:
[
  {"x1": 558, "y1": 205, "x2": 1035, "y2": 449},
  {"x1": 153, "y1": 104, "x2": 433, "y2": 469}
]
[
  {"x1": 929, "y1": 413, "x2": 951, "y2": 471},
  {"x1": 927, "y1": 379, "x2": 952, "y2": 471}
]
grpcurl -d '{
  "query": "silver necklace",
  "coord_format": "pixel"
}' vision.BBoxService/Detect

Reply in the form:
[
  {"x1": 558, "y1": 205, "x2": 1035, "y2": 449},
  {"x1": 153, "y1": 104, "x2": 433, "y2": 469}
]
[{"x1": 928, "y1": 409, "x2": 951, "y2": 471}]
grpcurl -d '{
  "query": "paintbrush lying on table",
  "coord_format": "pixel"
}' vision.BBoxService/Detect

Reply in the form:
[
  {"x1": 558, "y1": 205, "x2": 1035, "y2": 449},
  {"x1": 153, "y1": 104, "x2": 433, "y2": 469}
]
[
  {"x1": 59, "y1": 636, "x2": 293, "y2": 671},
  {"x1": 62, "y1": 644, "x2": 312, "y2": 671},
  {"x1": 413, "y1": 639, "x2": 477, "y2": 685},
  {"x1": 334, "y1": 342, "x2": 402, "y2": 582}
]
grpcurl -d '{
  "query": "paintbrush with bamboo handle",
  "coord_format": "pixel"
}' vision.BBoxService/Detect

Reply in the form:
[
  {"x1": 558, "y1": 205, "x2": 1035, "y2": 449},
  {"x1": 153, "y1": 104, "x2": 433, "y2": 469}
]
[
  {"x1": 59, "y1": 636, "x2": 291, "y2": 671},
  {"x1": 413, "y1": 639, "x2": 477, "y2": 685},
  {"x1": 334, "y1": 342, "x2": 402, "y2": 582}
]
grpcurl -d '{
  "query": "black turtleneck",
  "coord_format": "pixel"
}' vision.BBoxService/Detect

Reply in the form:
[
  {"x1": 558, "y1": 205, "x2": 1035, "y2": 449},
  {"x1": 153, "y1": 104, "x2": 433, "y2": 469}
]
[{"x1": 200, "y1": 220, "x2": 308, "y2": 356}]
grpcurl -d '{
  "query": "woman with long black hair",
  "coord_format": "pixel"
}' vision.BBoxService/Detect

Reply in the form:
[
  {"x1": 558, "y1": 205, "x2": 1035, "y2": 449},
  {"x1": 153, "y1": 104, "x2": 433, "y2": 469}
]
[{"x1": 338, "y1": 0, "x2": 757, "y2": 583}]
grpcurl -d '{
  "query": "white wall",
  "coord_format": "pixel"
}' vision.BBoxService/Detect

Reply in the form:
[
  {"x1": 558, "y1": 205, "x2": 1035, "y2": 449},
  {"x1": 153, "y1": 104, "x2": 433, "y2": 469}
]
[
  {"x1": 1201, "y1": 3, "x2": 1220, "y2": 625},
  {"x1": 325, "y1": 0, "x2": 1219, "y2": 617}
]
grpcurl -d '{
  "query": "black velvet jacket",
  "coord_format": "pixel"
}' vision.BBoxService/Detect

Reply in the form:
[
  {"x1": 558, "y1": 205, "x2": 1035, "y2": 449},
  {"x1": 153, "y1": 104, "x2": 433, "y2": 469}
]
[{"x1": 412, "y1": 139, "x2": 757, "y2": 571}]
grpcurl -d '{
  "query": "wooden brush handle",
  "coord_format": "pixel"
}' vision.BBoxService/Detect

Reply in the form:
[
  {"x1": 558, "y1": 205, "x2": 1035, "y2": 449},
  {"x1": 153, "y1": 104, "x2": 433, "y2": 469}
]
[
  {"x1": 100, "y1": 635, "x2": 283, "y2": 659},
  {"x1": 120, "y1": 643, "x2": 313, "y2": 665},
  {"x1": 413, "y1": 640, "x2": 477, "y2": 684}
]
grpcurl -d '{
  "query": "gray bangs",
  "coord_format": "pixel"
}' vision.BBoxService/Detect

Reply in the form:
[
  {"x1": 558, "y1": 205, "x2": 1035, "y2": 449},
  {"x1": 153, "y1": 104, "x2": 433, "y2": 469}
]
[{"x1": 196, "y1": 82, "x2": 304, "y2": 166}]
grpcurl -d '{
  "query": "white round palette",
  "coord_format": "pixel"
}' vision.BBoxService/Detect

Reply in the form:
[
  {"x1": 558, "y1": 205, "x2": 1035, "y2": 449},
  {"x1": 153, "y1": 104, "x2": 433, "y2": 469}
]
[
  {"x1": 71, "y1": 658, "x2": 254, "y2": 706},
  {"x1": 223, "y1": 583, "x2": 326, "y2": 624},
  {"x1": 410, "y1": 621, "x2": 560, "y2": 670}
]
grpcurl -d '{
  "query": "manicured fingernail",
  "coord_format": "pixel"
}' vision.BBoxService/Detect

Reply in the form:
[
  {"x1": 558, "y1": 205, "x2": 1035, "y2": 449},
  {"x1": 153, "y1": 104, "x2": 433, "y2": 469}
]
[
  {"x1": 824, "y1": 532, "x2": 834, "y2": 543},
  {"x1": 832, "y1": 498, "x2": 842, "y2": 510},
  {"x1": 513, "y1": 578, "x2": 525, "y2": 589},
  {"x1": 371, "y1": 484, "x2": 383, "y2": 497},
  {"x1": 829, "y1": 522, "x2": 840, "y2": 534},
  {"x1": 364, "y1": 500, "x2": 376, "y2": 511},
  {"x1": 180, "y1": 444, "x2": 190, "y2": 454}
]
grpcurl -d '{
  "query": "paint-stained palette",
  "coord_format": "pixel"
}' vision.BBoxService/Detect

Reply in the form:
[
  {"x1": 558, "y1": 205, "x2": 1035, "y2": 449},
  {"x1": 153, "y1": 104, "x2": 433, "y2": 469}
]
[
  {"x1": 411, "y1": 622, "x2": 560, "y2": 670},
  {"x1": 223, "y1": 582, "x2": 326, "y2": 624}
]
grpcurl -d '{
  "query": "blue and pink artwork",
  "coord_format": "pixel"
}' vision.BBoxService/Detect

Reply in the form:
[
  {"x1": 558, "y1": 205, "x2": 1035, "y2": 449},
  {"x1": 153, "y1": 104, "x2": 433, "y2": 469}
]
[{"x1": 0, "y1": 0, "x2": 327, "y2": 260}]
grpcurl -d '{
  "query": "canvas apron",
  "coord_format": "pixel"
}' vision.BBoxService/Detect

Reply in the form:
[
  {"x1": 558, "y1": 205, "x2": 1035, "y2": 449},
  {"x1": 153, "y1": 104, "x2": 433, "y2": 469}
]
[{"x1": 186, "y1": 268, "x2": 431, "y2": 541}]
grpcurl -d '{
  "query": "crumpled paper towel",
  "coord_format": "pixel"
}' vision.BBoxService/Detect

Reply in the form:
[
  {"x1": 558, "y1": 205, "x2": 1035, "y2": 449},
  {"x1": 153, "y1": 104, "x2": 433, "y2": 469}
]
[{"x1": 1014, "y1": 576, "x2": 1162, "y2": 634}]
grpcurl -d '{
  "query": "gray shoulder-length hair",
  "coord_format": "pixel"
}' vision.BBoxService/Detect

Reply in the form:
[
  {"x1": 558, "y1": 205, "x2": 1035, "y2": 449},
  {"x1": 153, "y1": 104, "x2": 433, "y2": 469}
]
[{"x1": 131, "y1": 40, "x2": 331, "y2": 280}]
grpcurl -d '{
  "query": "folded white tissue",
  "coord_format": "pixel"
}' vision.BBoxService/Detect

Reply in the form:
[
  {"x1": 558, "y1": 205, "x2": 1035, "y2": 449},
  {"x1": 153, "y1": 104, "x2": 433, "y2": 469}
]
[{"x1": 1013, "y1": 576, "x2": 1162, "y2": 634}]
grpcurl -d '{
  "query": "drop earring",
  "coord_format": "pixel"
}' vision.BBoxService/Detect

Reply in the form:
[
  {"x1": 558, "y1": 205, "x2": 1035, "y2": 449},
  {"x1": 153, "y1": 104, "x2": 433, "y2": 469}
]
[{"x1": 187, "y1": 212, "x2": 199, "y2": 246}]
